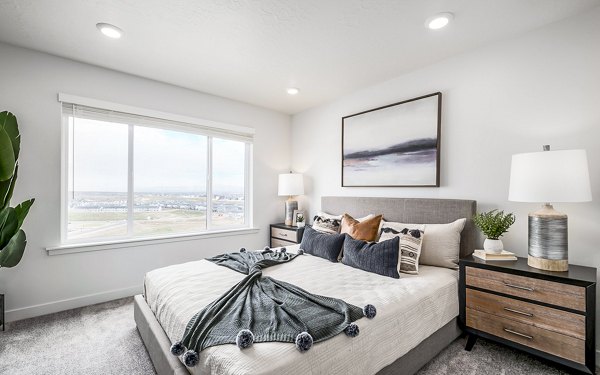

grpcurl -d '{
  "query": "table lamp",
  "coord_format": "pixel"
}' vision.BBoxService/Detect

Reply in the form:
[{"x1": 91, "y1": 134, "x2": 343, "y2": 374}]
[
  {"x1": 508, "y1": 146, "x2": 592, "y2": 271},
  {"x1": 278, "y1": 173, "x2": 304, "y2": 226}
]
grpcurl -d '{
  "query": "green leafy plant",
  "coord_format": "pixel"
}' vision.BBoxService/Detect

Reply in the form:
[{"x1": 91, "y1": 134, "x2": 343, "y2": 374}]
[
  {"x1": 296, "y1": 215, "x2": 305, "y2": 223},
  {"x1": 473, "y1": 209, "x2": 515, "y2": 240},
  {"x1": 0, "y1": 111, "x2": 34, "y2": 268}
]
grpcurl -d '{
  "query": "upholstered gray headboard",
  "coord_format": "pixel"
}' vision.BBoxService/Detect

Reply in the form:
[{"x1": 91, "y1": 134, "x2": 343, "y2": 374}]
[{"x1": 321, "y1": 196, "x2": 478, "y2": 258}]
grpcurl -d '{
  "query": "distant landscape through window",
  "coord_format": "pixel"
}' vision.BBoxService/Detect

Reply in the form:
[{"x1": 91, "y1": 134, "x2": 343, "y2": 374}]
[{"x1": 65, "y1": 111, "x2": 250, "y2": 243}]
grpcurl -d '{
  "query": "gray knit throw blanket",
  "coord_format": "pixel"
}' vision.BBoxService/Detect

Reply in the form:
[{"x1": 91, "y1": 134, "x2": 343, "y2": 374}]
[{"x1": 169, "y1": 248, "x2": 377, "y2": 368}]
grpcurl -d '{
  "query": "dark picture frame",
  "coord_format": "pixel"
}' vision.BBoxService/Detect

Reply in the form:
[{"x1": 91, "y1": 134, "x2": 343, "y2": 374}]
[{"x1": 341, "y1": 92, "x2": 442, "y2": 187}]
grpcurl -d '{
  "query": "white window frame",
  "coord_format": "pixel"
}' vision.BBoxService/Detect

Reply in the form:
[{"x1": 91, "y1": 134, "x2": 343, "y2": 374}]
[{"x1": 54, "y1": 94, "x2": 255, "y2": 251}]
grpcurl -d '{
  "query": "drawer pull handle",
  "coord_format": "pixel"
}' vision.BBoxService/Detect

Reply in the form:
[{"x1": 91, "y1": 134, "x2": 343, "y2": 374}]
[
  {"x1": 279, "y1": 232, "x2": 288, "y2": 237},
  {"x1": 503, "y1": 328, "x2": 533, "y2": 340},
  {"x1": 503, "y1": 307, "x2": 533, "y2": 317},
  {"x1": 504, "y1": 283, "x2": 534, "y2": 292}
]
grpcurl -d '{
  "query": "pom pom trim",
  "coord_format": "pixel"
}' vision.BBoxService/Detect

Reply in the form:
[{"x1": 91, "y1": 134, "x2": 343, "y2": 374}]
[
  {"x1": 170, "y1": 341, "x2": 186, "y2": 356},
  {"x1": 344, "y1": 323, "x2": 360, "y2": 337},
  {"x1": 295, "y1": 332, "x2": 314, "y2": 353},
  {"x1": 236, "y1": 329, "x2": 255, "y2": 349},
  {"x1": 183, "y1": 350, "x2": 199, "y2": 367},
  {"x1": 363, "y1": 304, "x2": 377, "y2": 319}
]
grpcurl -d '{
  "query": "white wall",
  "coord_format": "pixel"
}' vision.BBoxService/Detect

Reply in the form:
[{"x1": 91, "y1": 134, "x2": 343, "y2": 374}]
[
  {"x1": 0, "y1": 42, "x2": 291, "y2": 321},
  {"x1": 292, "y1": 7, "x2": 600, "y2": 339}
]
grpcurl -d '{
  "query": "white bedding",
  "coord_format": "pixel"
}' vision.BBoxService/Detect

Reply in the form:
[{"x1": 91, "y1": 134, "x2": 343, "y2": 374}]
[{"x1": 144, "y1": 245, "x2": 459, "y2": 375}]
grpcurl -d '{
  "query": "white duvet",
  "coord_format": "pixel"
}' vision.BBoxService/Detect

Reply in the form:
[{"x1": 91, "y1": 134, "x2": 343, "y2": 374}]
[{"x1": 144, "y1": 245, "x2": 459, "y2": 375}]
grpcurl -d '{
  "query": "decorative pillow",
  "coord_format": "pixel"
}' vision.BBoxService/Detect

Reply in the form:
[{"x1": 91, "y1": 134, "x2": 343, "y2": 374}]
[
  {"x1": 385, "y1": 218, "x2": 466, "y2": 270},
  {"x1": 340, "y1": 214, "x2": 383, "y2": 242},
  {"x1": 299, "y1": 226, "x2": 345, "y2": 262},
  {"x1": 312, "y1": 212, "x2": 343, "y2": 234},
  {"x1": 312, "y1": 212, "x2": 375, "y2": 234},
  {"x1": 379, "y1": 222, "x2": 425, "y2": 274},
  {"x1": 342, "y1": 234, "x2": 400, "y2": 279}
]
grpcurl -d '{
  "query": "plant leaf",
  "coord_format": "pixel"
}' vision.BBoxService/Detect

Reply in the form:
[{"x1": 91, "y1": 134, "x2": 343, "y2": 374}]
[
  {"x1": 0, "y1": 111, "x2": 20, "y2": 161},
  {"x1": 0, "y1": 127, "x2": 15, "y2": 181},
  {"x1": 0, "y1": 163, "x2": 17, "y2": 208},
  {"x1": 0, "y1": 229, "x2": 26, "y2": 268},
  {"x1": 0, "y1": 207, "x2": 18, "y2": 249},
  {"x1": 14, "y1": 198, "x2": 34, "y2": 230}
]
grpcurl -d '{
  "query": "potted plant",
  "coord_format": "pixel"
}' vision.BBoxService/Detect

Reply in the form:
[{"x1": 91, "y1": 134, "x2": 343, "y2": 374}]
[
  {"x1": 296, "y1": 214, "x2": 305, "y2": 228},
  {"x1": 473, "y1": 209, "x2": 515, "y2": 253},
  {"x1": 0, "y1": 111, "x2": 35, "y2": 269}
]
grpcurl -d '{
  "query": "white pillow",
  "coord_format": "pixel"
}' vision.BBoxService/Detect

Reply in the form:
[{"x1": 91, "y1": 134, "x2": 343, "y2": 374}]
[{"x1": 382, "y1": 218, "x2": 466, "y2": 269}]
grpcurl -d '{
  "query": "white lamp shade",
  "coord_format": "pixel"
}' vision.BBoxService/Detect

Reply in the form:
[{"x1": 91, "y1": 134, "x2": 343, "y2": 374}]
[
  {"x1": 278, "y1": 173, "x2": 304, "y2": 196},
  {"x1": 508, "y1": 149, "x2": 592, "y2": 203}
]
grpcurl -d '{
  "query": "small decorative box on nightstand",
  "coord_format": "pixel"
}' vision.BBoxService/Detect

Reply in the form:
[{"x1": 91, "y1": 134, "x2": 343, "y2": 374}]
[
  {"x1": 459, "y1": 256, "x2": 596, "y2": 374},
  {"x1": 270, "y1": 223, "x2": 304, "y2": 248}
]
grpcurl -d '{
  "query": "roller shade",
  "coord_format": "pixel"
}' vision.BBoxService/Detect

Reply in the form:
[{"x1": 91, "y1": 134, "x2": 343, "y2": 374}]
[{"x1": 60, "y1": 97, "x2": 254, "y2": 143}]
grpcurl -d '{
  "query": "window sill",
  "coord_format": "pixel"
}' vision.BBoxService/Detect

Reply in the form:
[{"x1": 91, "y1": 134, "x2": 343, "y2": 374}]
[{"x1": 46, "y1": 227, "x2": 261, "y2": 256}]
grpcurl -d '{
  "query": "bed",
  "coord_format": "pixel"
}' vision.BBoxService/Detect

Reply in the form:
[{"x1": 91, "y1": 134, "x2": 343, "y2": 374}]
[{"x1": 134, "y1": 197, "x2": 477, "y2": 375}]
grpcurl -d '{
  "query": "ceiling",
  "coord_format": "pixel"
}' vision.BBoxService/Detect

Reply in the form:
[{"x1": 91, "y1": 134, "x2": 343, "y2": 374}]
[{"x1": 0, "y1": 0, "x2": 598, "y2": 114}]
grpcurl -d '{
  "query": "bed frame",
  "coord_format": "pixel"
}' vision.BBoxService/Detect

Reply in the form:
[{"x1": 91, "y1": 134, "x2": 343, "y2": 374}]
[{"x1": 134, "y1": 196, "x2": 477, "y2": 375}]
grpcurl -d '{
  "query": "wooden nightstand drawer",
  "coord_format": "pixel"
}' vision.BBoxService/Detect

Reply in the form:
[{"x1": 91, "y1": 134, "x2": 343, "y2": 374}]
[
  {"x1": 467, "y1": 308, "x2": 585, "y2": 364},
  {"x1": 466, "y1": 289, "x2": 585, "y2": 340},
  {"x1": 270, "y1": 224, "x2": 304, "y2": 248},
  {"x1": 271, "y1": 238, "x2": 296, "y2": 248},
  {"x1": 466, "y1": 266, "x2": 586, "y2": 312},
  {"x1": 271, "y1": 227, "x2": 298, "y2": 242},
  {"x1": 460, "y1": 256, "x2": 596, "y2": 373}
]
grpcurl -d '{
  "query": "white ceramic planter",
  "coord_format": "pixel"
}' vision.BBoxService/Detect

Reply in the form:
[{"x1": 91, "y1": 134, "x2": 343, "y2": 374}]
[
  {"x1": 297, "y1": 221, "x2": 305, "y2": 228},
  {"x1": 483, "y1": 238, "x2": 504, "y2": 253}
]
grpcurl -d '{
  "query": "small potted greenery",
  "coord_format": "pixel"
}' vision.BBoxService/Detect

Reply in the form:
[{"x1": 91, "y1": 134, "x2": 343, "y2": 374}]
[
  {"x1": 296, "y1": 214, "x2": 305, "y2": 228},
  {"x1": 473, "y1": 209, "x2": 515, "y2": 253}
]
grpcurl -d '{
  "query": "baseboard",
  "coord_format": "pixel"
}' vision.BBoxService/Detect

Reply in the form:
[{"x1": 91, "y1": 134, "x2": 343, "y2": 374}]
[
  {"x1": 5, "y1": 285, "x2": 142, "y2": 323},
  {"x1": 596, "y1": 349, "x2": 600, "y2": 368}
]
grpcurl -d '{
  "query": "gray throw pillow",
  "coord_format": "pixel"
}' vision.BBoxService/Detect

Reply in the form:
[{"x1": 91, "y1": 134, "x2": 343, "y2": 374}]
[
  {"x1": 341, "y1": 234, "x2": 400, "y2": 279},
  {"x1": 300, "y1": 226, "x2": 345, "y2": 262}
]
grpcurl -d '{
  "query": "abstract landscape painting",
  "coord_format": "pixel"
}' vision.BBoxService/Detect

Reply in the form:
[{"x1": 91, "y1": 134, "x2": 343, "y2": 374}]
[{"x1": 342, "y1": 93, "x2": 441, "y2": 187}]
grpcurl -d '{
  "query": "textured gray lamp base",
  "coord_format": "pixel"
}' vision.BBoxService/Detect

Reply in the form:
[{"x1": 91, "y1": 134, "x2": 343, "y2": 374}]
[
  {"x1": 285, "y1": 199, "x2": 298, "y2": 226},
  {"x1": 528, "y1": 204, "x2": 568, "y2": 272}
]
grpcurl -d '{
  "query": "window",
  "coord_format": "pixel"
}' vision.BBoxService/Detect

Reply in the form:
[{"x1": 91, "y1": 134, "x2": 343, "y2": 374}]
[{"x1": 62, "y1": 99, "x2": 252, "y2": 244}]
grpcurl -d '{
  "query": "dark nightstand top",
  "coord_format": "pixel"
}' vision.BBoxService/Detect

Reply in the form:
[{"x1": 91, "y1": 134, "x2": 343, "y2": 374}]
[
  {"x1": 270, "y1": 223, "x2": 304, "y2": 231},
  {"x1": 461, "y1": 255, "x2": 597, "y2": 285}
]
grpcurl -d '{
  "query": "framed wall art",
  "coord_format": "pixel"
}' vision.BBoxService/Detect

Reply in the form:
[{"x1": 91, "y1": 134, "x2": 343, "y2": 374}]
[{"x1": 341, "y1": 92, "x2": 441, "y2": 187}]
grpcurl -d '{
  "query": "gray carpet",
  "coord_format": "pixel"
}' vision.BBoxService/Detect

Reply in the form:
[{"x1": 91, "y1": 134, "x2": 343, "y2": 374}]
[
  {"x1": 417, "y1": 336, "x2": 577, "y2": 375},
  {"x1": 0, "y1": 297, "x2": 155, "y2": 375},
  {"x1": 0, "y1": 297, "x2": 584, "y2": 374}
]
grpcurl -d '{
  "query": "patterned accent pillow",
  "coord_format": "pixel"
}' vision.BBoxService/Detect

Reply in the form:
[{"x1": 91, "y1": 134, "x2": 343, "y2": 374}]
[
  {"x1": 312, "y1": 212, "x2": 375, "y2": 235},
  {"x1": 300, "y1": 226, "x2": 345, "y2": 262},
  {"x1": 312, "y1": 212, "x2": 342, "y2": 234},
  {"x1": 379, "y1": 222, "x2": 425, "y2": 274},
  {"x1": 341, "y1": 234, "x2": 400, "y2": 279}
]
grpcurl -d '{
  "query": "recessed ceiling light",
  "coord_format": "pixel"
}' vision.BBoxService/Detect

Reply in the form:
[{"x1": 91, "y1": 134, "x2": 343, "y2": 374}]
[
  {"x1": 286, "y1": 87, "x2": 300, "y2": 95},
  {"x1": 425, "y1": 12, "x2": 454, "y2": 30},
  {"x1": 96, "y1": 23, "x2": 123, "y2": 39}
]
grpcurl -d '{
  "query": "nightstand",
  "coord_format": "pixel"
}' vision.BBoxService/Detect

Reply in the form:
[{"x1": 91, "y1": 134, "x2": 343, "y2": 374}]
[
  {"x1": 270, "y1": 223, "x2": 304, "y2": 248},
  {"x1": 459, "y1": 256, "x2": 596, "y2": 374}
]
